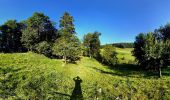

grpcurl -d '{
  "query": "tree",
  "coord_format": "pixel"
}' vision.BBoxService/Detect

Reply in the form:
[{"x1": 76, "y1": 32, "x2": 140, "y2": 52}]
[
  {"x1": 0, "y1": 31, "x2": 2, "y2": 51},
  {"x1": 100, "y1": 45, "x2": 118, "y2": 66},
  {"x1": 35, "y1": 41, "x2": 52, "y2": 57},
  {"x1": 21, "y1": 12, "x2": 57, "y2": 52},
  {"x1": 0, "y1": 20, "x2": 23, "y2": 52},
  {"x1": 52, "y1": 35, "x2": 81, "y2": 63},
  {"x1": 21, "y1": 28, "x2": 39, "y2": 51},
  {"x1": 83, "y1": 32, "x2": 101, "y2": 59},
  {"x1": 161, "y1": 40, "x2": 170, "y2": 66},
  {"x1": 157, "y1": 23, "x2": 170, "y2": 41},
  {"x1": 155, "y1": 24, "x2": 170, "y2": 66},
  {"x1": 59, "y1": 12, "x2": 76, "y2": 35},
  {"x1": 52, "y1": 12, "x2": 81, "y2": 63},
  {"x1": 133, "y1": 32, "x2": 168, "y2": 77},
  {"x1": 132, "y1": 33, "x2": 146, "y2": 66},
  {"x1": 143, "y1": 33, "x2": 164, "y2": 77}
]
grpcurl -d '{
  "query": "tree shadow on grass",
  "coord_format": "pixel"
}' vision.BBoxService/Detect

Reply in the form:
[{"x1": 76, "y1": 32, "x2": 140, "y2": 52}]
[
  {"x1": 162, "y1": 66, "x2": 170, "y2": 76},
  {"x1": 91, "y1": 64, "x2": 170, "y2": 78}
]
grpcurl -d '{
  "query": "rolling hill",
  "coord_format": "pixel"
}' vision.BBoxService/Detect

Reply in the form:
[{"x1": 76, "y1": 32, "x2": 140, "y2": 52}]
[{"x1": 0, "y1": 48, "x2": 170, "y2": 99}]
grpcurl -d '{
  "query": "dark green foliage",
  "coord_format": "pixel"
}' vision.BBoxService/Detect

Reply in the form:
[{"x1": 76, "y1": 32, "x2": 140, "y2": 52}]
[
  {"x1": 0, "y1": 20, "x2": 24, "y2": 52},
  {"x1": 113, "y1": 43, "x2": 134, "y2": 48},
  {"x1": 21, "y1": 28, "x2": 39, "y2": 51},
  {"x1": 0, "y1": 32, "x2": 2, "y2": 51},
  {"x1": 83, "y1": 32, "x2": 101, "y2": 59},
  {"x1": 155, "y1": 23, "x2": 170, "y2": 66},
  {"x1": 52, "y1": 35, "x2": 81, "y2": 63},
  {"x1": 21, "y1": 12, "x2": 57, "y2": 52},
  {"x1": 59, "y1": 12, "x2": 76, "y2": 35},
  {"x1": 35, "y1": 41, "x2": 52, "y2": 57},
  {"x1": 157, "y1": 23, "x2": 170, "y2": 41},
  {"x1": 52, "y1": 12, "x2": 81, "y2": 63},
  {"x1": 133, "y1": 32, "x2": 169, "y2": 77},
  {"x1": 100, "y1": 45, "x2": 118, "y2": 66},
  {"x1": 132, "y1": 33, "x2": 146, "y2": 67},
  {"x1": 162, "y1": 40, "x2": 170, "y2": 66}
]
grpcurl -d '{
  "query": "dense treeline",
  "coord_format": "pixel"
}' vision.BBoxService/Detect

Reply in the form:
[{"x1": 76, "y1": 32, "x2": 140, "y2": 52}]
[
  {"x1": 0, "y1": 12, "x2": 117, "y2": 67},
  {"x1": 0, "y1": 20, "x2": 25, "y2": 52},
  {"x1": 133, "y1": 24, "x2": 170, "y2": 77},
  {"x1": 0, "y1": 11, "x2": 170, "y2": 77},
  {"x1": 113, "y1": 43, "x2": 134, "y2": 48}
]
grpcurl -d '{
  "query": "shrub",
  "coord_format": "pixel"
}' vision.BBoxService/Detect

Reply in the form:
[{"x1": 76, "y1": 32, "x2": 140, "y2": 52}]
[
  {"x1": 35, "y1": 41, "x2": 52, "y2": 57},
  {"x1": 100, "y1": 45, "x2": 118, "y2": 66}
]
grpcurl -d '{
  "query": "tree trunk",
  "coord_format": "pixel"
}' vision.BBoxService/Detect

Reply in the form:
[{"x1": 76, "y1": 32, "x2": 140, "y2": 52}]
[
  {"x1": 159, "y1": 67, "x2": 162, "y2": 78},
  {"x1": 89, "y1": 48, "x2": 92, "y2": 59},
  {"x1": 63, "y1": 56, "x2": 67, "y2": 64}
]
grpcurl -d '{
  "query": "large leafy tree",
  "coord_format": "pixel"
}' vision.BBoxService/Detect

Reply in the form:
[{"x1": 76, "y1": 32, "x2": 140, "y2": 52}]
[
  {"x1": 0, "y1": 31, "x2": 2, "y2": 51},
  {"x1": 21, "y1": 12, "x2": 57, "y2": 51},
  {"x1": 132, "y1": 33, "x2": 146, "y2": 66},
  {"x1": 155, "y1": 24, "x2": 170, "y2": 67},
  {"x1": 83, "y1": 32, "x2": 101, "y2": 59},
  {"x1": 53, "y1": 35, "x2": 81, "y2": 63},
  {"x1": 53, "y1": 12, "x2": 81, "y2": 63},
  {"x1": 143, "y1": 33, "x2": 164, "y2": 76},
  {"x1": 157, "y1": 23, "x2": 170, "y2": 41},
  {"x1": 161, "y1": 40, "x2": 170, "y2": 66},
  {"x1": 133, "y1": 32, "x2": 168, "y2": 77},
  {"x1": 0, "y1": 20, "x2": 23, "y2": 52},
  {"x1": 21, "y1": 28, "x2": 39, "y2": 51}
]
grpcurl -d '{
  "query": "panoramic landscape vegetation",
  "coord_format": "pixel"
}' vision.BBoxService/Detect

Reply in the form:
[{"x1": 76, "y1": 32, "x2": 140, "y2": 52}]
[{"x1": 0, "y1": 0, "x2": 170, "y2": 100}]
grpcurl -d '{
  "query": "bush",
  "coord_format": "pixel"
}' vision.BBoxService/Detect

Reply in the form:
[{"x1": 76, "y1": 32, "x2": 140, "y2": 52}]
[
  {"x1": 100, "y1": 45, "x2": 118, "y2": 66},
  {"x1": 35, "y1": 41, "x2": 52, "y2": 57},
  {"x1": 52, "y1": 35, "x2": 81, "y2": 63}
]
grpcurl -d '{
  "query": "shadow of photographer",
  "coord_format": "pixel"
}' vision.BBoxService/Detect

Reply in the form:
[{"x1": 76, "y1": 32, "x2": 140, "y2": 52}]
[{"x1": 70, "y1": 76, "x2": 83, "y2": 100}]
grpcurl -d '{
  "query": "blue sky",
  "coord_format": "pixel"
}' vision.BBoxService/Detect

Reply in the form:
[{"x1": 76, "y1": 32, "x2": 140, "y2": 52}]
[{"x1": 0, "y1": 0, "x2": 170, "y2": 44}]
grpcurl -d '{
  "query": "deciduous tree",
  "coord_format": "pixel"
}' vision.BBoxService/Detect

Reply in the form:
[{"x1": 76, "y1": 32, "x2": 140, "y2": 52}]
[{"x1": 83, "y1": 32, "x2": 101, "y2": 59}]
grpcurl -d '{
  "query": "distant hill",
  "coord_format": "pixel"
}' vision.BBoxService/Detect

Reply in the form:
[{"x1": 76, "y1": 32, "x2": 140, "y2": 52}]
[
  {"x1": 112, "y1": 42, "x2": 134, "y2": 48},
  {"x1": 101, "y1": 42, "x2": 134, "y2": 48}
]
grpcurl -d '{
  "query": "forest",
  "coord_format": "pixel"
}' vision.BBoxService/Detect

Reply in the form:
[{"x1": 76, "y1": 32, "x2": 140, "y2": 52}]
[{"x1": 0, "y1": 12, "x2": 170, "y2": 99}]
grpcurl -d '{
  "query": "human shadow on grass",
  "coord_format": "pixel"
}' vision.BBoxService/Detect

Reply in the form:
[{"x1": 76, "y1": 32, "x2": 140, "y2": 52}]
[
  {"x1": 91, "y1": 64, "x2": 170, "y2": 78},
  {"x1": 70, "y1": 76, "x2": 84, "y2": 100},
  {"x1": 50, "y1": 76, "x2": 84, "y2": 100}
]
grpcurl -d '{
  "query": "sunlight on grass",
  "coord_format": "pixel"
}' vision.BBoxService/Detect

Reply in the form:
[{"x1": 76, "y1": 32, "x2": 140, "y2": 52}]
[{"x1": 0, "y1": 51, "x2": 170, "y2": 99}]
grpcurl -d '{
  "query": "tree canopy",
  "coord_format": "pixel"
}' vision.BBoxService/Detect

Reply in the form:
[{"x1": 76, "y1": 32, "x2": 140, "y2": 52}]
[
  {"x1": 21, "y1": 12, "x2": 57, "y2": 52},
  {"x1": 83, "y1": 32, "x2": 101, "y2": 59},
  {"x1": 0, "y1": 20, "x2": 23, "y2": 52}
]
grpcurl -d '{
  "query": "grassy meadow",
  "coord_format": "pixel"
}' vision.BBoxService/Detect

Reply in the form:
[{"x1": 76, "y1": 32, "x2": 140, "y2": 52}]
[
  {"x1": 0, "y1": 48, "x2": 170, "y2": 99},
  {"x1": 116, "y1": 48, "x2": 135, "y2": 64}
]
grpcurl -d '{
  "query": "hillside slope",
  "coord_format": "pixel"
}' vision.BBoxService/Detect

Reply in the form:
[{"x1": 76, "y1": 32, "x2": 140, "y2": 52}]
[
  {"x1": 116, "y1": 48, "x2": 135, "y2": 64},
  {"x1": 0, "y1": 52, "x2": 170, "y2": 99}
]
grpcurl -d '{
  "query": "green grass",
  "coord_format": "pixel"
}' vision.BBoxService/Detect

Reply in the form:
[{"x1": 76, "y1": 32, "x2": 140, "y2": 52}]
[
  {"x1": 116, "y1": 48, "x2": 135, "y2": 64},
  {"x1": 0, "y1": 50, "x2": 170, "y2": 99}
]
